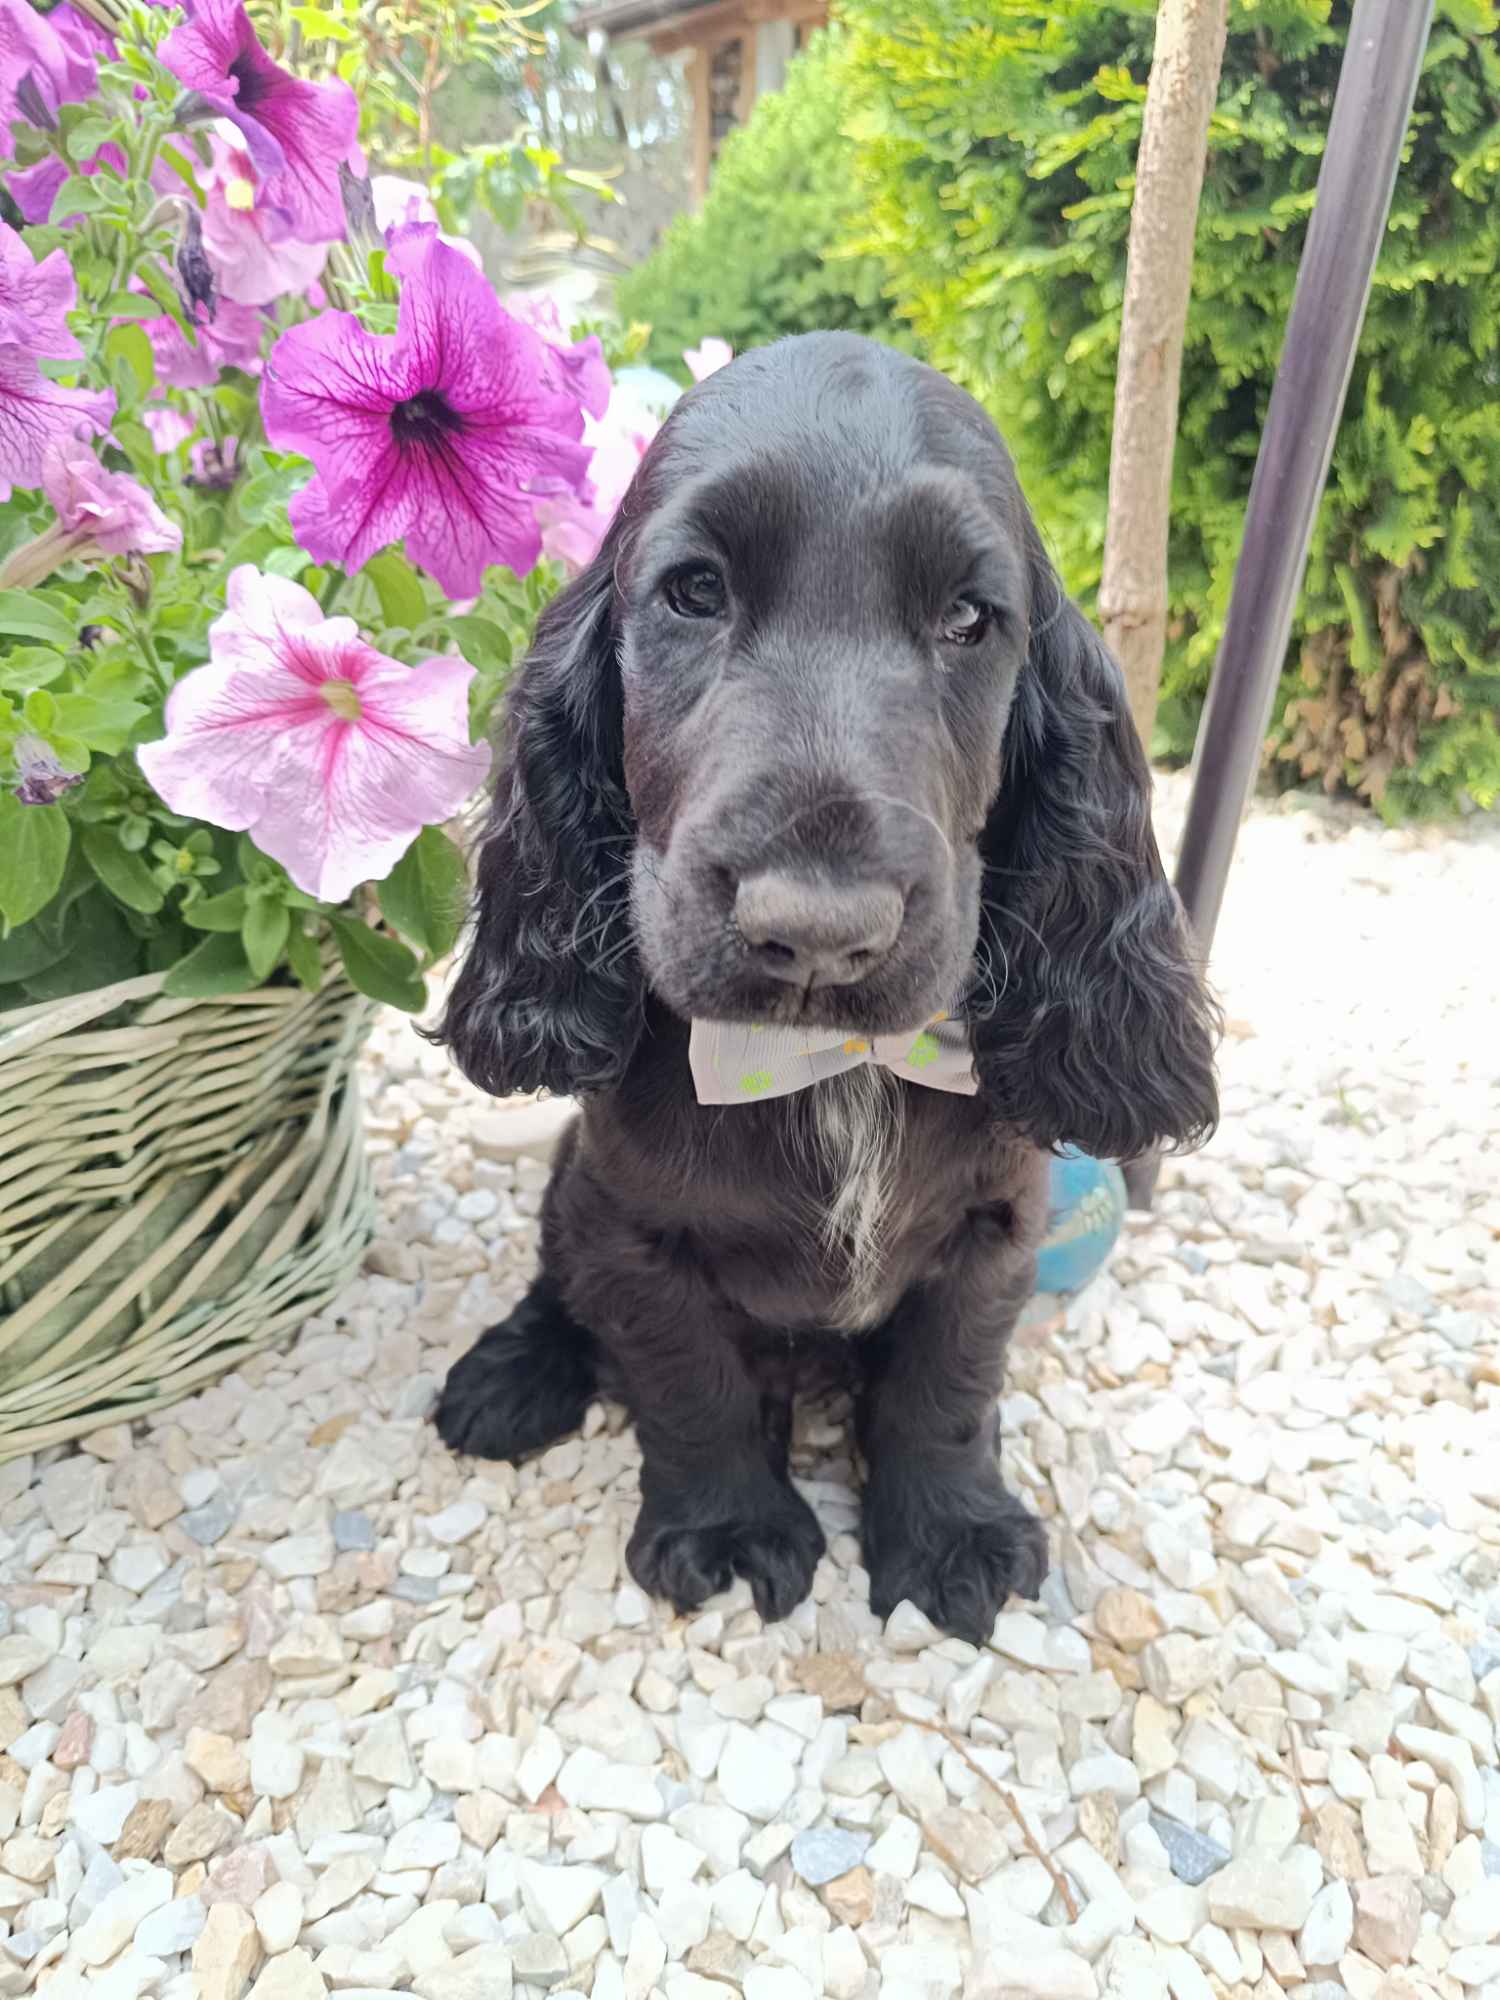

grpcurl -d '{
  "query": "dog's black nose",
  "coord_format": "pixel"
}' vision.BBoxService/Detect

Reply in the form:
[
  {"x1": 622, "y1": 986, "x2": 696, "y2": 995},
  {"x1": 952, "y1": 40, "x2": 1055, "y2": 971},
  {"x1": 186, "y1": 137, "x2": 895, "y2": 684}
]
[{"x1": 734, "y1": 873, "x2": 905, "y2": 988}]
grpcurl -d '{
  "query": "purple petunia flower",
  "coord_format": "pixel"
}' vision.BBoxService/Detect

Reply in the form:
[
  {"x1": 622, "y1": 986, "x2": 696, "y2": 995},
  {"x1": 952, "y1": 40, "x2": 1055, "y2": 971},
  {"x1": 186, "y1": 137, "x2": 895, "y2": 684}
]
[
  {"x1": 136, "y1": 290, "x2": 265, "y2": 390},
  {"x1": 261, "y1": 225, "x2": 595, "y2": 598},
  {"x1": 199, "y1": 133, "x2": 328, "y2": 306},
  {"x1": 0, "y1": 0, "x2": 97, "y2": 156},
  {"x1": 0, "y1": 347, "x2": 114, "y2": 503},
  {"x1": 160, "y1": 0, "x2": 358, "y2": 246},
  {"x1": 0, "y1": 221, "x2": 82, "y2": 360}
]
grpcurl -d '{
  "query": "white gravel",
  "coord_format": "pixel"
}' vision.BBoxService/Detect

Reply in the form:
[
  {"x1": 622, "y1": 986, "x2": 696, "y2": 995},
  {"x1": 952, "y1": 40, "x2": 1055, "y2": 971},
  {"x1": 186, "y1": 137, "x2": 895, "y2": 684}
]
[{"x1": 3, "y1": 775, "x2": 1498, "y2": 2000}]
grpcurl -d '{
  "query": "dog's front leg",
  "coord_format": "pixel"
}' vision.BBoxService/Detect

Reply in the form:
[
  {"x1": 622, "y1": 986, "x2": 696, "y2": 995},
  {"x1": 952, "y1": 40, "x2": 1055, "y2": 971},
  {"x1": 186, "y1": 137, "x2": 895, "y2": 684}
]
[
  {"x1": 858, "y1": 1210, "x2": 1049, "y2": 1644},
  {"x1": 568, "y1": 1230, "x2": 826, "y2": 1624}
]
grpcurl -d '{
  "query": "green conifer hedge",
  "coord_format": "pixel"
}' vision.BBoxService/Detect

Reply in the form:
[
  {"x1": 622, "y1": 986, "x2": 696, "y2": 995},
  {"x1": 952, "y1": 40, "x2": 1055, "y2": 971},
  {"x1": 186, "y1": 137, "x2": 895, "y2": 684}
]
[
  {"x1": 842, "y1": 0, "x2": 1500, "y2": 812},
  {"x1": 619, "y1": 2, "x2": 1499, "y2": 814}
]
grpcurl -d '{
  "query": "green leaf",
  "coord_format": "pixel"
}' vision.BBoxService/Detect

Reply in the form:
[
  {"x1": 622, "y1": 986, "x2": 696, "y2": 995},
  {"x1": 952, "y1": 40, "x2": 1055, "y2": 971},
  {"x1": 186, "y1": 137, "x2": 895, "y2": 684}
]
[
  {"x1": 0, "y1": 795, "x2": 71, "y2": 929},
  {"x1": 242, "y1": 896, "x2": 290, "y2": 979},
  {"x1": 377, "y1": 825, "x2": 468, "y2": 962},
  {"x1": 135, "y1": 256, "x2": 194, "y2": 339},
  {"x1": 98, "y1": 291, "x2": 161, "y2": 320},
  {"x1": 445, "y1": 613, "x2": 514, "y2": 670},
  {"x1": 0, "y1": 649, "x2": 67, "y2": 693},
  {"x1": 329, "y1": 915, "x2": 427, "y2": 1012},
  {"x1": 0, "y1": 912, "x2": 71, "y2": 984},
  {"x1": 237, "y1": 462, "x2": 308, "y2": 525},
  {"x1": 285, "y1": 915, "x2": 324, "y2": 991},
  {"x1": 154, "y1": 142, "x2": 202, "y2": 196},
  {"x1": 53, "y1": 693, "x2": 149, "y2": 755},
  {"x1": 220, "y1": 524, "x2": 283, "y2": 571},
  {"x1": 0, "y1": 590, "x2": 75, "y2": 649},
  {"x1": 81, "y1": 825, "x2": 164, "y2": 913},
  {"x1": 181, "y1": 886, "x2": 248, "y2": 932},
  {"x1": 20, "y1": 890, "x2": 141, "y2": 1000},
  {"x1": 67, "y1": 115, "x2": 116, "y2": 163},
  {"x1": 291, "y1": 3, "x2": 354, "y2": 39},
  {"x1": 49, "y1": 176, "x2": 112, "y2": 219},
  {"x1": 162, "y1": 931, "x2": 261, "y2": 997},
  {"x1": 22, "y1": 688, "x2": 57, "y2": 730},
  {"x1": 105, "y1": 321, "x2": 156, "y2": 398},
  {"x1": 263, "y1": 544, "x2": 311, "y2": 579},
  {"x1": 365, "y1": 549, "x2": 428, "y2": 630},
  {"x1": 111, "y1": 418, "x2": 157, "y2": 470}
]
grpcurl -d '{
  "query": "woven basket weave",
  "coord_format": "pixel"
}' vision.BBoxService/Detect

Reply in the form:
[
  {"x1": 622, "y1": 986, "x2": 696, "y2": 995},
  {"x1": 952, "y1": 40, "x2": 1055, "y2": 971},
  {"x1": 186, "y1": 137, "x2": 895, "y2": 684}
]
[{"x1": 0, "y1": 970, "x2": 375, "y2": 1464}]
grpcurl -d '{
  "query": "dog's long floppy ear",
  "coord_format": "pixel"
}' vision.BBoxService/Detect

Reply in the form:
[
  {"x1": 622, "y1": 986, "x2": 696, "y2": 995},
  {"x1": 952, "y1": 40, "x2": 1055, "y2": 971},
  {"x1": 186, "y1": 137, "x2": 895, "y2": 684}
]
[
  {"x1": 971, "y1": 531, "x2": 1220, "y2": 1160},
  {"x1": 433, "y1": 531, "x2": 644, "y2": 1098}
]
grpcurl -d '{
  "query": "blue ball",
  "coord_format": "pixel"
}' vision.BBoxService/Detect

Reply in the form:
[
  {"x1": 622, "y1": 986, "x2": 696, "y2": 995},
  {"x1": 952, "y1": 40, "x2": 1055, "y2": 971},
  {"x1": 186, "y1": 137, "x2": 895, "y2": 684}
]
[{"x1": 1034, "y1": 1146, "x2": 1128, "y2": 1301}]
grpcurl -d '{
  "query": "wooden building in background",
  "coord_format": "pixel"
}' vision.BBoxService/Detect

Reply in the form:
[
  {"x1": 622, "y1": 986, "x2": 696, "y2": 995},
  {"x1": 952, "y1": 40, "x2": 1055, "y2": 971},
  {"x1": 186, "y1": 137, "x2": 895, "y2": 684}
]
[{"x1": 574, "y1": 0, "x2": 829, "y2": 202}]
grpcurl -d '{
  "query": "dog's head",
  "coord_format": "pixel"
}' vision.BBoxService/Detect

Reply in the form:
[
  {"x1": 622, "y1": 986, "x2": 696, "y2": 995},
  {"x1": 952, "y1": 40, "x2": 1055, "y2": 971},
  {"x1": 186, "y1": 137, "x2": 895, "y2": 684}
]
[{"x1": 437, "y1": 332, "x2": 1218, "y2": 1159}]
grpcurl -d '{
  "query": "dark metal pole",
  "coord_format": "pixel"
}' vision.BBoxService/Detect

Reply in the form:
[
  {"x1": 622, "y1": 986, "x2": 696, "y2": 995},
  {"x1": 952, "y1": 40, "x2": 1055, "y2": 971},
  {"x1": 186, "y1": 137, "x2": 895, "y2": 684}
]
[{"x1": 1124, "y1": 0, "x2": 1433, "y2": 1211}]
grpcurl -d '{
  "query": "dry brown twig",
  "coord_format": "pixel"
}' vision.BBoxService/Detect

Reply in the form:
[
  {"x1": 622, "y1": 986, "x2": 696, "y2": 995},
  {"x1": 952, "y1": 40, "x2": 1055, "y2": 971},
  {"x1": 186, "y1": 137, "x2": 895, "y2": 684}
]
[{"x1": 901, "y1": 1712, "x2": 1080, "y2": 1923}]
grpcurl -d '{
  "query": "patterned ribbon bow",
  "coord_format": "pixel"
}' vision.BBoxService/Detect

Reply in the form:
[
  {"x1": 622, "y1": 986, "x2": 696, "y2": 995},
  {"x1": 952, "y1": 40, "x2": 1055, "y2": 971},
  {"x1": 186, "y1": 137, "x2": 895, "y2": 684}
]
[{"x1": 689, "y1": 1011, "x2": 978, "y2": 1106}]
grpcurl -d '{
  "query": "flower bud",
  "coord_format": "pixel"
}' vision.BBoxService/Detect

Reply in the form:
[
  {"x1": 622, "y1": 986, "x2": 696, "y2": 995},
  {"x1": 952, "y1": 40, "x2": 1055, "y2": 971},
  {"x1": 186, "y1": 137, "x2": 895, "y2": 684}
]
[
  {"x1": 176, "y1": 206, "x2": 218, "y2": 326},
  {"x1": 339, "y1": 160, "x2": 379, "y2": 252},
  {"x1": 15, "y1": 74, "x2": 57, "y2": 132}
]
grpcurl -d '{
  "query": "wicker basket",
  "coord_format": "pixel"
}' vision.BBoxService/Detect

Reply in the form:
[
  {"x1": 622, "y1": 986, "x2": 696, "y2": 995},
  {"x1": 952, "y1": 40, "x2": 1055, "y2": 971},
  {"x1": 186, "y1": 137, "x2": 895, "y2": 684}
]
[{"x1": 0, "y1": 970, "x2": 376, "y2": 1464}]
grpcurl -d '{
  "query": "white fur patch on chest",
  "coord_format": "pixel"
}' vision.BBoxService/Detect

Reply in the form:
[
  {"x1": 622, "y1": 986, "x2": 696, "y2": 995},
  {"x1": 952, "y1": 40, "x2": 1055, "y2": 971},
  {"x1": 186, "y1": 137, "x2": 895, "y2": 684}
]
[{"x1": 782, "y1": 1066, "x2": 905, "y2": 1331}]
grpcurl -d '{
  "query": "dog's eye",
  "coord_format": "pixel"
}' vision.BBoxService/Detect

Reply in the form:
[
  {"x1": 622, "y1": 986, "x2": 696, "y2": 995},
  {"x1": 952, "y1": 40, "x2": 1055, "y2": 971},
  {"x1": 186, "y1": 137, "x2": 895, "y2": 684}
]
[
  {"x1": 939, "y1": 596, "x2": 992, "y2": 646},
  {"x1": 664, "y1": 565, "x2": 726, "y2": 620}
]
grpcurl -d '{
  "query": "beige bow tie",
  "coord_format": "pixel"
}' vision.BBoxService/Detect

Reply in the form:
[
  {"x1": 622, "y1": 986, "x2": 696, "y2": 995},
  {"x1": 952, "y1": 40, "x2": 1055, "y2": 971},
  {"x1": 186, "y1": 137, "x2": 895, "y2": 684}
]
[{"x1": 689, "y1": 1012, "x2": 978, "y2": 1106}]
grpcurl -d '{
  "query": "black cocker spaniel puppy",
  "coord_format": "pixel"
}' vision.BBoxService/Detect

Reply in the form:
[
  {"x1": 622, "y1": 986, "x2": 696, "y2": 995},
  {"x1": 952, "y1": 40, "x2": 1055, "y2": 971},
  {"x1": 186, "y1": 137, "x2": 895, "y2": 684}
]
[{"x1": 431, "y1": 332, "x2": 1218, "y2": 1643}]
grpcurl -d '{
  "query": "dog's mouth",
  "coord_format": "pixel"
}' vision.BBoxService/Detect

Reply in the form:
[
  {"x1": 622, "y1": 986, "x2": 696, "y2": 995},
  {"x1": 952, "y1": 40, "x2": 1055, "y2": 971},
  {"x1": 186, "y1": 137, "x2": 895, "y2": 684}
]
[{"x1": 641, "y1": 911, "x2": 981, "y2": 1041}]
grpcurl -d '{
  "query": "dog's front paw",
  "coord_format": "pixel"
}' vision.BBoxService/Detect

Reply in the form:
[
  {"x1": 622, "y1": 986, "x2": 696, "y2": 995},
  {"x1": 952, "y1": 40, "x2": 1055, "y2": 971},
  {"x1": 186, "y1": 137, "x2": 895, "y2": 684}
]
[
  {"x1": 435, "y1": 1293, "x2": 594, "y2": 1464},
  {"x1": 627, "y1": 1482, "x2": 826, "y2": 1624},
  {"x1": 865, "y1": 1481, "x2": 1048, "y2": 1645}
]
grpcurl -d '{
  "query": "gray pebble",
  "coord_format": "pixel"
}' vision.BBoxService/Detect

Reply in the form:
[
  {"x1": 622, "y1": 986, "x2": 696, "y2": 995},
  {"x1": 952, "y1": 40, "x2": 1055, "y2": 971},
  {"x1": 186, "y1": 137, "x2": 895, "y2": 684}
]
[
  {"x1": 1482, "y1": 1840, "x2": 1500, "y2": 1878},
  {"x1": 333, "y1": 1510, "x2": 376, "y2": 1552},
  {"x1": 511, "y1": 1933, "x2": 568, "y2": 1984},
  {"x1": 1469, "y1": 1638, "x2": 1500, "y2": 1680},
  {"x1": 1383, "y1": 1272, "x2": 1435, "y2": 1318},
  {"x1": 1149, "y1": 1810, "x2": 1230, "y2": 1885},
  {"x1": 790, "y1": 1826, "x2": 871, "y2": 1887},
  {"x1": 392, "y1": 1574, "x2": 440, "y2": 1603},
  {"x1": 394, "y1": 1374, "x2": 440, "y2": 1421},
  {"x1": 178, "y1": 1495, "x2": 235, "y2": 1545}
]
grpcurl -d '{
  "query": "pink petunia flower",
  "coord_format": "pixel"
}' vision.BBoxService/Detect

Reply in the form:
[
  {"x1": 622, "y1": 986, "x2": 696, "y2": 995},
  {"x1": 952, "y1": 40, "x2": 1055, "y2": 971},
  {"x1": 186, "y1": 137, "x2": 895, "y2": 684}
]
[
  {"x1": 0, "y1": 435, "x2": 181, "y2": 587},
  {"x1": 161, "y1": 0, "x2": 358, "y2": 246},
  {"x1": 0, "y1": 221, "x2": 82, "y2": 360},
  {"x1": 0, "y1": 0, "x2": 96, "y2": 154},
  {"x1": 43, "y1": 435, "x2": 180, "y2": 556},
  {"x1": 506, "y1": 291, "x2": 611, "y2": 423},
  {"x1": 137, "y1": 290, "x2": 265, "y2": 390},
  {"x1": 534, "y1": 374, "x2": 672, "y2": 573},
  {"x1": 136, "y1": 566, "x2": 492, "y2": 902},
  {"x1": 369, "y1": 175, "x2": 482, "y2": 269},
  {"x1": 143, "y1": 406, "x2": 196, "y2": 454},
  {"x1": 199, "y1": 131, "x2": 329, "y2": 306},
  {"x1": 261, "y1": 225, "x2": 594, "y2": 598},
  {"x1": 684, "y1": 337, "x2": 733, "y2": 383},
  {"x1": 0, "y1": 347, "x2": 114, "y2": 503}
]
